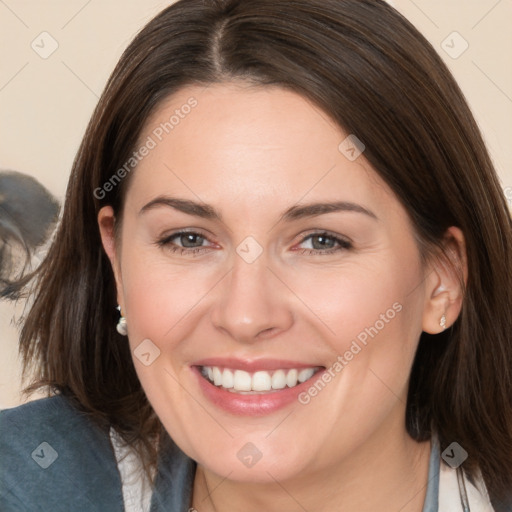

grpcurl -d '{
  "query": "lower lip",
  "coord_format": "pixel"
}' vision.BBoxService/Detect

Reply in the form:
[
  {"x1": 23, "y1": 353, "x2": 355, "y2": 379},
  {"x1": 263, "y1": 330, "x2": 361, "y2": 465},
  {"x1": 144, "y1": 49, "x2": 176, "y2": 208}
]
[{"x1": 192, "y1": 366, "x2": 325, "y2": 416}]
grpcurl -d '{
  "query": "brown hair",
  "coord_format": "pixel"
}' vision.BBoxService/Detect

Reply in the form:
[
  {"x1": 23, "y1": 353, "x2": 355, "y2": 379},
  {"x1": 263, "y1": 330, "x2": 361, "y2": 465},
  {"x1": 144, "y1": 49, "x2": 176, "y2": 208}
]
[{"x1": 17, "y1": 0, "x2": 512, "y2": 507}]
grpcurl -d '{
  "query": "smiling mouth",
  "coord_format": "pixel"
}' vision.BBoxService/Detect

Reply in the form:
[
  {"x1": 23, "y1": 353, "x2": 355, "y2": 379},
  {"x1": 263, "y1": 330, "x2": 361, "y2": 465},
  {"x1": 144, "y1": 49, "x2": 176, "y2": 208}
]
[{"x1": 199, "y1": 365, "x2": 324, "y2": 394}]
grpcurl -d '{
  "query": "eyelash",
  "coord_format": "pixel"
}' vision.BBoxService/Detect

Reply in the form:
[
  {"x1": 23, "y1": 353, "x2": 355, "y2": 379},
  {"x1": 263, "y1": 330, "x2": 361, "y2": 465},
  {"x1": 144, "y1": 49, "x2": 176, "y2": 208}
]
[{"x1": 156, "y1": 230, "x2": 352, "y2": 256}]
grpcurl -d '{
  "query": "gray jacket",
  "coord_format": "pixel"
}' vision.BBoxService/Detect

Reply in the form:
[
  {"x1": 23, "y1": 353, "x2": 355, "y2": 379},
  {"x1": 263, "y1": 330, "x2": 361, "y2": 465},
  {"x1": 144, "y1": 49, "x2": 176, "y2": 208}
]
[{"x1": 0, "y1": 395, "x2": 509, "y2": 511}]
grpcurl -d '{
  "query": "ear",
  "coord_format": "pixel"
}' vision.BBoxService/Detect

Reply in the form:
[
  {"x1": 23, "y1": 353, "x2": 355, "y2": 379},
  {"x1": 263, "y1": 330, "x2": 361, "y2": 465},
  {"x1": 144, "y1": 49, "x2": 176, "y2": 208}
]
[
  {"x1": 422, "y1": 226, "x2": 467, "y2": 334},
  {"x1": 98, "y1": 206, "x2": 124, "y2": 311}
]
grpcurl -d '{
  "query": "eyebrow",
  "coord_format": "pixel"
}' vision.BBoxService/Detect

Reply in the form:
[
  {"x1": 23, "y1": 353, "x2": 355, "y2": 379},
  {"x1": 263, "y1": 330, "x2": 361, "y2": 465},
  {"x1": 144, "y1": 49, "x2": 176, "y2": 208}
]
[{"x1": 139, "y1": 196, "x2": 378, "y2": 222}]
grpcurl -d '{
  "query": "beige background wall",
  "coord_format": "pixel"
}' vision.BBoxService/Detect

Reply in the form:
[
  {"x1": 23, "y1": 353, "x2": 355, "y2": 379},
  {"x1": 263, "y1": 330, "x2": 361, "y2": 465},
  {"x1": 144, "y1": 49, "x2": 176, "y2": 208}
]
[{"x1": 1, "y1": 0, "x2": 511, "y2": 409}]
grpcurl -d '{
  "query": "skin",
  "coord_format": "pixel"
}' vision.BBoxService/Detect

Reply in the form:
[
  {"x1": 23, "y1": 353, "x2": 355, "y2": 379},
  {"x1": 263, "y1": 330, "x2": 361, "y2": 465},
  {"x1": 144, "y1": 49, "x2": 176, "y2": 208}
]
[{"x1": 98, "y1": 82, "x2": 466, "y2": 512}]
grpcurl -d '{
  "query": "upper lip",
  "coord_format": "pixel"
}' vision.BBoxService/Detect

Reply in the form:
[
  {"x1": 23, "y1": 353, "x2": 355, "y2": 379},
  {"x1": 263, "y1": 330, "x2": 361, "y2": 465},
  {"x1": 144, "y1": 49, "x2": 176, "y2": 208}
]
[{"x1": 193, "y1": 357, "x2": 324, "y2": 372}]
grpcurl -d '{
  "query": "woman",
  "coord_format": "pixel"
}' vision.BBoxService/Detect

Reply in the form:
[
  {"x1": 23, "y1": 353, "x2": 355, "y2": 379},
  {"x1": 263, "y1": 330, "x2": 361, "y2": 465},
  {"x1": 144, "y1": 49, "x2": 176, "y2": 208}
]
[{"x1": 1, "y1": 0, "x2": 511, "y2": 510}]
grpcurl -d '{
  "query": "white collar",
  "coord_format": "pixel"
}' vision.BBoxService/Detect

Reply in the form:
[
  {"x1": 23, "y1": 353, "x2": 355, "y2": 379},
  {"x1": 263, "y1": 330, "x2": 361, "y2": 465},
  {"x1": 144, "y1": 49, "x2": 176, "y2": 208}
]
[{"x1": 438, "y1": 461, "x2": 495, "y2": 511}]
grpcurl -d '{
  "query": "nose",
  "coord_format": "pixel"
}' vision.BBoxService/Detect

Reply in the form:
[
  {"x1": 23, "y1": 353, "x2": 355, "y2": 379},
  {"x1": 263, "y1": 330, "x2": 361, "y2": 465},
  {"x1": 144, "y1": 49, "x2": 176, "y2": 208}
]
[{"x1": 210, "y1": 252, "x2": 294, "y2": 344}]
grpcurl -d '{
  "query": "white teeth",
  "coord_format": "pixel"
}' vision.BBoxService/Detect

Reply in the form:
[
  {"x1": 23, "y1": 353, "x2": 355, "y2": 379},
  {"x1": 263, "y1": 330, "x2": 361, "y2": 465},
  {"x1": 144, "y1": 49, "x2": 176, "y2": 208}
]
[
  {"x1": 286, "y1": 369, "x2": 298, "y2": 388},
  {"x1": 298, "y1": 368, "x2": 315, "y2": 383},
  {"x1": 233, "y1": 370, "x2": 252, "y2": 391},
  {"x1": 201, "y1": 366, "x2": 319, "y2": 392},
  {"x1": 213, "y1": 367, "x2": 223, "y2": 386},
  {"x1": 271, "y1": 370, "x2": 287, "y2": 390},
  {"x1": 252, "y1": 371, "x2": 272, "y2": 391},
  {"x1": 222, "y1": 368, "x2": 234, "y2": 389}
]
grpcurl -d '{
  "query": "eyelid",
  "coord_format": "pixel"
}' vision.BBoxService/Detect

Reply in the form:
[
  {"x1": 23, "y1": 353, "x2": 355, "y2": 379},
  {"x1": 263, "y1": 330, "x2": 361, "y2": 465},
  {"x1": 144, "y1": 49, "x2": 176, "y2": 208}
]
[
  {"x1": 157, "y1": 228, "x2": 216, "y2": 247},
  {"x1": 296, "y1": 229, "x2": 352, "y2": 245}
]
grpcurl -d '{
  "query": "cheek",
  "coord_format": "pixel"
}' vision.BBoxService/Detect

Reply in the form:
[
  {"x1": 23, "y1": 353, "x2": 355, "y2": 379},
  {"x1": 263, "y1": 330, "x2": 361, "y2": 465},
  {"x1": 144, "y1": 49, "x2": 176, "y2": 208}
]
[
  {"x1": 283, "y1": 258, "x2": 424, "y2": 461},
  {"x1": 117, "y1": 248, "x2": 223, "y2": 416},
  {"x1": 119, "y1": 243, "x2": 216, "y2": 343},
  {"x1": 289, "y1": 251, "x2": 425, "y2": 419},
  {"x1": 117, "y1": 252, "x2": 212, "y2": 445},
  {"x1": 289, "y1": 255, "x2": 422, "y2": 353}
]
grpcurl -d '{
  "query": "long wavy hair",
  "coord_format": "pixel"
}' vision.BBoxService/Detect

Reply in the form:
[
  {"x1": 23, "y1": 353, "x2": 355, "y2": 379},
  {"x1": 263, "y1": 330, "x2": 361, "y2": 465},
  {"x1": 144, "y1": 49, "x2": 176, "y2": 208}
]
[{"x1": 17, "y1": 0, "x2": 512, "y2": 508}]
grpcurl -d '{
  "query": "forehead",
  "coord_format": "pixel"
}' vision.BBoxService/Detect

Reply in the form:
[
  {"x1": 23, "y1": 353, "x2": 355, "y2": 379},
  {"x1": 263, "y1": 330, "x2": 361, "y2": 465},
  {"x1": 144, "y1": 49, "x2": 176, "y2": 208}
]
[{"x1": 126, "y1": 82, "x2": 398, "y2": 221}]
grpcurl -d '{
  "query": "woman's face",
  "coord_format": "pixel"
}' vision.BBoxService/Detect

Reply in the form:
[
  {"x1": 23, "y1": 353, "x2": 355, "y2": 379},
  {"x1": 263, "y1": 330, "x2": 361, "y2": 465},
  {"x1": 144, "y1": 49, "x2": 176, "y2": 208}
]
[{"x1": 99, "y1": 82, "x2": 446, "y2": 482}]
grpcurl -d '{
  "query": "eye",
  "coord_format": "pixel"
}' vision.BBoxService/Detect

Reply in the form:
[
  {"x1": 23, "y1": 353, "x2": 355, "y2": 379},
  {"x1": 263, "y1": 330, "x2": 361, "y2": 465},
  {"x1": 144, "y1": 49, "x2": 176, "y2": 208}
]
[
  {"x1": 156, "y1": 230, "x2": 214, "y2": 255},
  {"x1": 295, "y1": 231, "x2": 352, "y2": 255},
  {"x1": 155, "y1": 230, "x2": 352, "y2": 257}
]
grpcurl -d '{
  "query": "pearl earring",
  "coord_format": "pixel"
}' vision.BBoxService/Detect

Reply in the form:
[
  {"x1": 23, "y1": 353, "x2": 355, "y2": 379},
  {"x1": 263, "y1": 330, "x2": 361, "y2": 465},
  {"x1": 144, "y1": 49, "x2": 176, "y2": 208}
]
[
  {"x1": 116, "y1": 305, "x2": 127, "y2": 336},
  {"x1": 440, "y1": 314, "x2": 447, "y2": 331}
]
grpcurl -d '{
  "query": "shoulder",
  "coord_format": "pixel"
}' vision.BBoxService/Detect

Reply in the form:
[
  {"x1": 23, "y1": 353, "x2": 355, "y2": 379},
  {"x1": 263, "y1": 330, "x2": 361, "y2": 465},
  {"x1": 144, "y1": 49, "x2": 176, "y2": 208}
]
[
  {"x1": 0, "y1": 395, "x2": 124, "y2": 512},
  {"x1": 2, "y1": 393, "x2": 83, "y2": 426}
]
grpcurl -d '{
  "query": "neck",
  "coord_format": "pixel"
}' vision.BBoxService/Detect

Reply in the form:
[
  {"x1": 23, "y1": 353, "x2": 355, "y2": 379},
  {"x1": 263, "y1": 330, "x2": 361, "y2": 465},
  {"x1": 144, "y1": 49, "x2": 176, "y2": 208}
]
[{"x1": 191, "y1": 424, "x2": 431, "y2": 512}]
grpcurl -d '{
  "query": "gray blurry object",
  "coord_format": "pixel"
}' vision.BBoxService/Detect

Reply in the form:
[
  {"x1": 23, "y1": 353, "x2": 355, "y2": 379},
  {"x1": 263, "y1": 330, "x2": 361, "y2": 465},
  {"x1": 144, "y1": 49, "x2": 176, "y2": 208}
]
[{"x1": 0, "y1": 170, "x2": 59, "y2": 298}]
